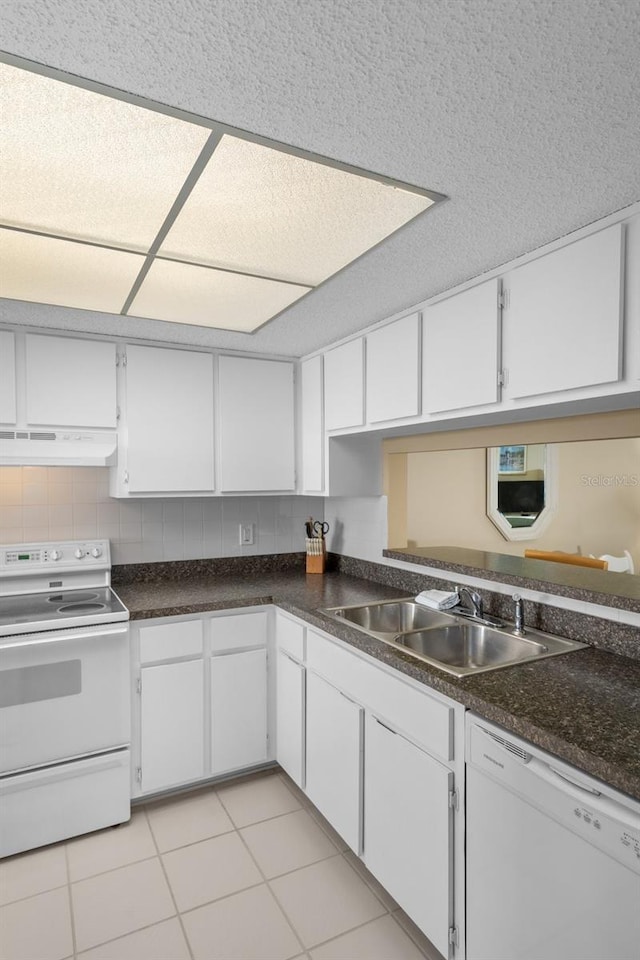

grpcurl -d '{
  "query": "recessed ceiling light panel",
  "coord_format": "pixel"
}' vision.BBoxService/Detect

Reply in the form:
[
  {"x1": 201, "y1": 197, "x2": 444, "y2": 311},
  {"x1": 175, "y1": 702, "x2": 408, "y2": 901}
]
[
  {"x1": 0, "y1": 229, "x2": 145, "y2": 313},
  {"x1": 129, "y1": 259, "x2": 311, "y2": 332},
  {"x1": 159, "y1": 134, "x2": 434, "y2": 285},
  {"x1": 0, "y1": 55, "x2": 445, "y2": 333},
  {"x1": 0, "y1": 61, "x2": 210, "y2": 251}
]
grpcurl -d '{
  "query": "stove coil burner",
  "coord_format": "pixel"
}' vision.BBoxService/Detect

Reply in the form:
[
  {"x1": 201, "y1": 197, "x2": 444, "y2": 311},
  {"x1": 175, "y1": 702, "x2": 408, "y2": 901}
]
[
  {"x1": 57, "y1": 602, "x2": 107, "y2": 613},
  {"x1": 48, "y1": 592, "x2": 100, "y2": 603}
]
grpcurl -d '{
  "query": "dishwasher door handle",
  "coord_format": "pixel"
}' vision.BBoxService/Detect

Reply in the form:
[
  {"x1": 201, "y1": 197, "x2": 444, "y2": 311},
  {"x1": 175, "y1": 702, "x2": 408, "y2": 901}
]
[{"x1": 548, "y1": 764, "x2": 602, "y2": 796}]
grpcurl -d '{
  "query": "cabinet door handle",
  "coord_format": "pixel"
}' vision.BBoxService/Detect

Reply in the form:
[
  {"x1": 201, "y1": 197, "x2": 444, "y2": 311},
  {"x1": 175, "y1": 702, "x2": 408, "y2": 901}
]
[
  {"x1": 280, "y1": 650, "x2": 302, "y2": 665},
  {"x1": 372, "y1": 716, "x2": 397, "y2": 735}
]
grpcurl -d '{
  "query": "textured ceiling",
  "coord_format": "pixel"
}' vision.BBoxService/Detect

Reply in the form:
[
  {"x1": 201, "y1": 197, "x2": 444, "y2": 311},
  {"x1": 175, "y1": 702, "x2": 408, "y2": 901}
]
[{"x1": 1, "y1": 0, "x2": 639, "y2": 357}]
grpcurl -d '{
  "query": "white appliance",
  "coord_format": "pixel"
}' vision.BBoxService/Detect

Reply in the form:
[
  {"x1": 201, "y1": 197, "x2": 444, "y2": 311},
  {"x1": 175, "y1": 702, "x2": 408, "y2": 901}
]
[
  {"x1": 0, "y1": 540, "x2": 130, "y2": 857},
  {"x1": 466, "y1": 714, "x2": 640, "y2": 960}
]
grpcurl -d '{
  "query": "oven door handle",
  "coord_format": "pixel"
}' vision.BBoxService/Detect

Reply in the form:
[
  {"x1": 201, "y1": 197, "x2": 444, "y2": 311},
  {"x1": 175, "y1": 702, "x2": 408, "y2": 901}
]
[{"x1": 1, "y1": 623, "x2": 129, "y2": 650}]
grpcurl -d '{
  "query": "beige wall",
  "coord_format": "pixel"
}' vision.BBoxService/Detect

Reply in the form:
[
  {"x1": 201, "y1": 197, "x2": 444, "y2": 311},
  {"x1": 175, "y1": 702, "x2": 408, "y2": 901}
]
[{"x1": 398, "y1": 438, "x2": 640, "y2": 569}]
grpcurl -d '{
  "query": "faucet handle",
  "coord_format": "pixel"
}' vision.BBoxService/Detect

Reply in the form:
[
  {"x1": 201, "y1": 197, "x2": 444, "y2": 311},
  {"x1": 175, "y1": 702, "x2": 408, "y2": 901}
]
[{"x1": 513, "y1": 593, "x2": 526, "y2": 635}]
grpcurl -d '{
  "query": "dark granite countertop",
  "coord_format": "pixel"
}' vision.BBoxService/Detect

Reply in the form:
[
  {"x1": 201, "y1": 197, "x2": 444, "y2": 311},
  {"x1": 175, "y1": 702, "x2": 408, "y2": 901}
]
[
  {"x1": 115, "y1": 568, "x2": 640, "y2": 803},
  {"x1": 384, "y1": 545, "x2": 640, "y2": 613}
]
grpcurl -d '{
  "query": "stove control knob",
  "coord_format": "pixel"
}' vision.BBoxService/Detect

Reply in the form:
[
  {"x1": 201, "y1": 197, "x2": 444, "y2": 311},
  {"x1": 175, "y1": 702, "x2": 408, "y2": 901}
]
[
  {"x1": 50, "y1": 549, "x2": 62, "y2": 561},
  {"x1": 91, "y1": 546, "x2": 102, "y2": 559},
  {"x1": 74, "y1": 548, "x2": 85, "y2": 559}
]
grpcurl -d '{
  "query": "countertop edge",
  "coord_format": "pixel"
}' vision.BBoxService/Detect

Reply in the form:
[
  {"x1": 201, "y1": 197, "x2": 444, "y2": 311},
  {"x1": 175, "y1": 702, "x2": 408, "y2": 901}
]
[{"x1": 123, "y1": 584, "x2": 640, "y2": 803}]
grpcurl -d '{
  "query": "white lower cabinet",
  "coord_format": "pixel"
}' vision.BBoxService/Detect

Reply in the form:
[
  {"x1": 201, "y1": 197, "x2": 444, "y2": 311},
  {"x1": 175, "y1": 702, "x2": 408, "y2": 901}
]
[
  {"x1": 299, "y1": 623, "x2": 465, "y2": 957},
  {"x1": 135, "y1": 607, "x2": 465, "y2": 954},
  {"x1": 133, "y1": 608, "x2": 270, "y2": 797},
  {"x1": 305, "y1": 670, "x2": 364, "y2": 854},
  {"x1": 140, "y1": 659, "x2": 205, "y2": 794},
  {"x1": 211, "y1": 649, "x2": 267, "y2": 774},
  {"x1": 364, "y1": 713, "x2": 454, "y2": 958},
  {"x1": 276, "y1": 649, "x2": 305, "y2": 788}
]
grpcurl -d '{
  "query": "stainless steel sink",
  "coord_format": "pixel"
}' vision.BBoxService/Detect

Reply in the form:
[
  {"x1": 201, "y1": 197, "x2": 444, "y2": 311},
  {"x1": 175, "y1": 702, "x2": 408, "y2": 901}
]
[
  {"x1": 328, "y1": 599, "x2": 452, "y2": 638},
  {"x1": 323, "y1": 598, "x2": 586, "y2": 676}
]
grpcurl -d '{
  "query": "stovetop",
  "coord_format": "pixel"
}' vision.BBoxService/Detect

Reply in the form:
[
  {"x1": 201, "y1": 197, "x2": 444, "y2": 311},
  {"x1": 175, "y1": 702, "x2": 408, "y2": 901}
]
[
  {"x1": 0, "y1": 585, "x2": 128, "y2": 636},
  {"x1": 0, "y1": 539, "x2": 129, "y2": 636}
]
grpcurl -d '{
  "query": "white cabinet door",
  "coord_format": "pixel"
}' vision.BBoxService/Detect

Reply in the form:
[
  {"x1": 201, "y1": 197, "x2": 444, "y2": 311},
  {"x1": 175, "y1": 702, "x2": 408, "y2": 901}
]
[
  {"x1": 305, "y1": 670, "x2": 363, "y2": 853},
  {"x1": 424, "y1": 279, "x2": 500, "y2": 412},
  {"x1": 140, "y1": 659, "x2": 204, "y2": 794},
  {"x1": 324, "y1": 339, "x2": 364, "y2": 431},
  {"x1": 300, "y1": 355, "x2": 324, "y2": 492},
  {"x1": 503, "y1": 223, "x2": 624, "y2": 398},
  {"x1": 125, "y1": 344, "x2": 214, "y2": 493},
  {"x1": 366, "y1": 314, "x2": 420, "y2": 423},
  {"x1": 210, "y1": 649, "x2": 267, "y2": 774},
  {"x1": 25, "y1": 334, "x2": 116, "y2": 427},
  {"x1": 276, "y1": 650, "x2": 305, "y2": 788},
  {"x1": 218, "y1": 356, "x2": 295, "y2": 492},
  {"x1": 0, "y1": 331, "x2": 16, "y2": 424},
  {"x1": 364, "y1": 714, "x2": 453, "y2": 958}
]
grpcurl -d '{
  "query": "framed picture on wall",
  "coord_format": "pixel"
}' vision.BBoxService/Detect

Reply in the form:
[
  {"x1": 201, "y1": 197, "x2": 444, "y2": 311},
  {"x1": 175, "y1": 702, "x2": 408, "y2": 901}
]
[{"x1": 498, "y1": 445, "x2": 527, "y2": 474}]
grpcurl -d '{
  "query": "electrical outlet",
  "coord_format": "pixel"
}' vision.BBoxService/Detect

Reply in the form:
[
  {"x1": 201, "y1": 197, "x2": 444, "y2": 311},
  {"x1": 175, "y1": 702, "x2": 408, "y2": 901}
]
[{"x1": 239, "y1": 523, "x2": 254, "y2": 545}]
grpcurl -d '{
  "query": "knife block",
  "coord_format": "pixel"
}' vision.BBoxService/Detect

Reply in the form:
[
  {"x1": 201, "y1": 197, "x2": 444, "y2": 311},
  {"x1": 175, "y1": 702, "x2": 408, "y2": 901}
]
[{"x1": 306, "y1": 538, "x2": 326, "y2": 574}]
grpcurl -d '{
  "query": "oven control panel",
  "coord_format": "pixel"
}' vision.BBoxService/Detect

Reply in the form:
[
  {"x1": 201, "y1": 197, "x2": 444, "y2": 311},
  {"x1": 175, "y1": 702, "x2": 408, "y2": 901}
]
[{"x1": 2, "y1": 541, "x2": 110, "y2": 570}]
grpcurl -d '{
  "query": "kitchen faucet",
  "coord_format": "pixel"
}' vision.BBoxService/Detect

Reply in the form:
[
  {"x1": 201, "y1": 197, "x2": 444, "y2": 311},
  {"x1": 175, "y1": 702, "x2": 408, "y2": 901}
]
[
  {"x1": 457, "y1": 586, "x2": 484, "y2": 619},
  {"x1": 455, "y1": 586, "x2": 505, "y2": 628}
]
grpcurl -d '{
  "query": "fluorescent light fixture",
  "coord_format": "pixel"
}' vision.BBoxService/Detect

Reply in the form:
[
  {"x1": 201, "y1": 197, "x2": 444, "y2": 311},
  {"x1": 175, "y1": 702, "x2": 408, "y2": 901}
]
[
  {"x1": 0, "y1": 61, "x2": 210, "y2": 251},
  {"x1": 160, "y1": 134, "x2": 434, "y2": 285},
  {"x1": 0, "y1": 229, "x2": 144, "y2": 313},
  {"x1": 129, "y1": 258, "x2": 311, "y2": 331},
  {"x1": 0, "y1": 55, "x2": 445, "y2": 333}
]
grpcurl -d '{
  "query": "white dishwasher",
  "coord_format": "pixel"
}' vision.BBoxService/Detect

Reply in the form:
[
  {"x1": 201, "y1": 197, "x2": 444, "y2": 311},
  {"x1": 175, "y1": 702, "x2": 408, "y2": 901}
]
[{"x1": 466, "y1": 714, "x2": 640, "y2": 960}]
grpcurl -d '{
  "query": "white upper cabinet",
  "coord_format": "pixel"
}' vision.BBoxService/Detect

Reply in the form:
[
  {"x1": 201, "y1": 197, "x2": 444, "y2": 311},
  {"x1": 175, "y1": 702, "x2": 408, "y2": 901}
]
[
  {"x1": 324, "y1": 339, "x2": 364, "y2": 431},
  {"x1": 299, "y1": 355, "x2": 324, "y2": 492},
  {"x1": 423, "y1": 279, "x2": 500, "y2": 412},
  {"x1": 0, "y1": 331, "x2": 16, "y2": 424},
  {"x1": 125, "y1": 344, "x2": 215, "y2": 493},
  {"x1": 502, "y1": 223, "x2": 624, "y2": 399},
  {"x1": 366, "y1": 313, "x2": 421, "y2": 423},
  {"x1": 25, "y1": 334, "x2": 116, "y2": 428},
  {"x1": 218, "y1": 356, "x2": 295, "y2": 492}
]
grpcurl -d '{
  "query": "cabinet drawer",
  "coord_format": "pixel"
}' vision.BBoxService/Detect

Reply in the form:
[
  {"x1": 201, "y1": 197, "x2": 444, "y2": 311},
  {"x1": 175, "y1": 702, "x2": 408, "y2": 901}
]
[
  {"x1": 210, "y1": 610, "x2": 267, "y2": 652},
  {"x1": 307, "y1": 630, "x2": 454, "y2": 762},
  {"x1": 276, "y1": 613, "x2": 305, "y2": 661},
  {"x1": 139, "y1": 619, "x2": 203, "y2": 663}
]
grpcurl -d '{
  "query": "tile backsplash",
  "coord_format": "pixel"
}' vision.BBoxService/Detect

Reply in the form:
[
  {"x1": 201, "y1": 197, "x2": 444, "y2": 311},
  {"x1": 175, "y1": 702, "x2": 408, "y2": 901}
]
[{"x1": 0, "y1": 466, "x2": 323, "y2": 564}]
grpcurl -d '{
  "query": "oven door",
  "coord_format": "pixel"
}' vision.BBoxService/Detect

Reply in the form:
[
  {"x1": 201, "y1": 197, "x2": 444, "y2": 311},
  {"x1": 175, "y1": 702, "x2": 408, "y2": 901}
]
[{"x1": 0, "y1": 623, "x2": 130, "y2": 774}]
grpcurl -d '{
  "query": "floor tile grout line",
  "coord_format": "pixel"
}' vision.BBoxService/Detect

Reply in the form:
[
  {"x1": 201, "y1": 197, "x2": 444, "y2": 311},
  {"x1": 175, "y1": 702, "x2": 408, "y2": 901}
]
[
  {"x1": 0, "y1": 878, "x2": 69, "y2": 910},
  {"x1": 141, "y1": 805, "x2": 195, "y2": 960},
  {"x1": 264, "y1": 852, "x2": 394, "y2": 954},
  {"x1": 67, "y1": 851, "x2": 158, "y2": 888},
  {"x1": 64, "y1": 843, "x2": 78, "y2": 960},
  {"x1": 230, "y1": 804, "x2": 307, "y2": 957}
]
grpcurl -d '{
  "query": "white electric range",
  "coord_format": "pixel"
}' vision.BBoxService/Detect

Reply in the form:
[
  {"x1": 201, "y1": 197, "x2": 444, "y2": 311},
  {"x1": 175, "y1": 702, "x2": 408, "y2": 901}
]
[{"x1": 0, "y1": 540, "x2": 130, "y2": 857}]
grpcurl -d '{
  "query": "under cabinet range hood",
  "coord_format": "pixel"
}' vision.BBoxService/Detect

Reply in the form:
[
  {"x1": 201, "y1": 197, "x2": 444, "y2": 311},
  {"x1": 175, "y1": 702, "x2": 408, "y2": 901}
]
[{"x1": 0, "y1": 430, "x2": 117, "y2": 466}]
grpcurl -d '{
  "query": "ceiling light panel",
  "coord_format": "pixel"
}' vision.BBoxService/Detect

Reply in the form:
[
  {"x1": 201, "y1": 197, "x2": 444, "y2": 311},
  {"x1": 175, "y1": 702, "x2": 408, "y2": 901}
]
[
  {"x1": 0, "y1": 229, "x2": 145, "y2": 313},
  {"x1": 159, "y1": 135, "x2": 434, "y2": 285},
  {"x1": 128, "y1": 259, "x2": 311, "y2": 332},
  {"x1": 0, "y1": 62, "x2": 210, "y2": 251}
]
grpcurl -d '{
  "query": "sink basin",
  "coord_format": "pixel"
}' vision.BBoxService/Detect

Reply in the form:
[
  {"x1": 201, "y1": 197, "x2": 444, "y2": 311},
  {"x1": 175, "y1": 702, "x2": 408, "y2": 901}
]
[
  {"x1": 325, "y1": 599, "x2": 452, "y2": 638},
  {"x1": 323, "y1": 598, "x2": 586, "y2": 676},
  {"x1": 392, "y1": 623, "x2": 548, "y2": 675}
]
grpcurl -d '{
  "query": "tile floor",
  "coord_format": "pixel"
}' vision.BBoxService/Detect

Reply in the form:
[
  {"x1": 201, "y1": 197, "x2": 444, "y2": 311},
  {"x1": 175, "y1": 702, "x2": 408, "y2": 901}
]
[{"x1": 0, "y1": 770, "x2": 443, "y2": 960}]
